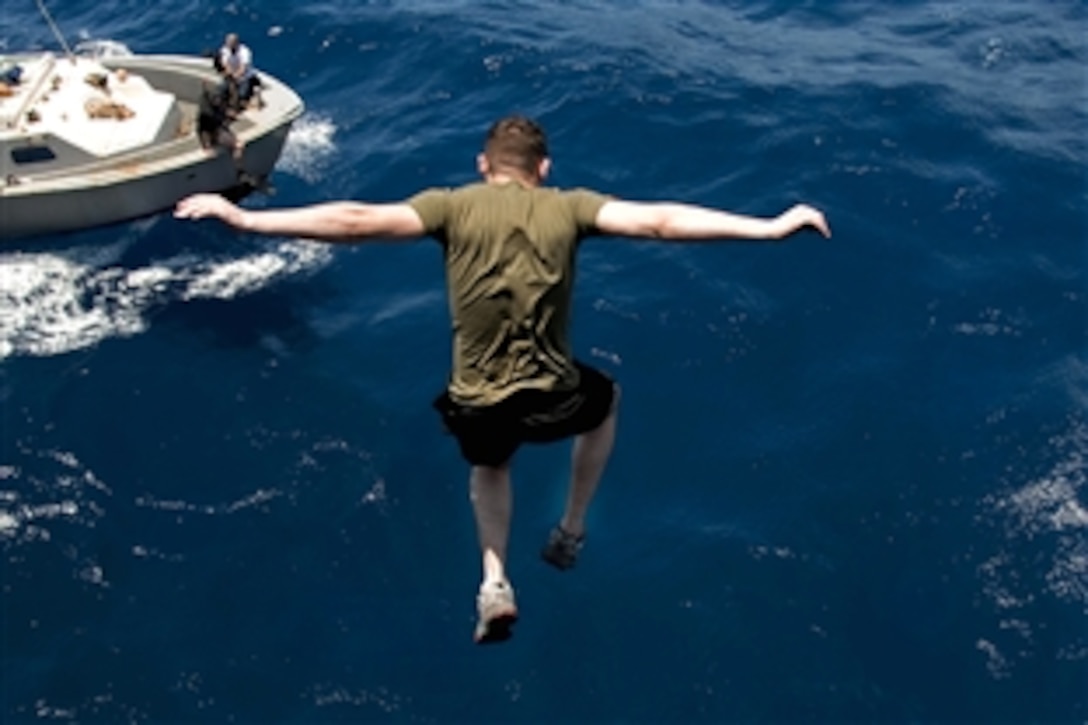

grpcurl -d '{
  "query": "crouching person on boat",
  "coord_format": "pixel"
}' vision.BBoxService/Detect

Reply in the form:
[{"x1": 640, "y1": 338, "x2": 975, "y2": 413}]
[{"x1": 197, "y1": 80, "x2": 244, "y2": 161}]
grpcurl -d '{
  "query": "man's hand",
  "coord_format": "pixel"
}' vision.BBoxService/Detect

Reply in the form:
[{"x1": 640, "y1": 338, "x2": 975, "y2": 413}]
[
  {"x1": 775, "y1": 204, "x2": 831, "y2": 239},
  {"x1": 174, "y1": 194, "x2": 245, "y2": 228}
]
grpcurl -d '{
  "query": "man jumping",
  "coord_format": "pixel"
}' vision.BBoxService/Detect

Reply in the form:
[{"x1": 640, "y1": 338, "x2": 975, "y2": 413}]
[{"x1": 174, "y1": 115, "x2": 831, "y2": 644}]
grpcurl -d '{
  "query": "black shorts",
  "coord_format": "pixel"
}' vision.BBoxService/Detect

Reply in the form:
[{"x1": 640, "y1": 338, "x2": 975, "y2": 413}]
[{"x1": 433, "y1": 362, "x2": 616, "y2": 467}]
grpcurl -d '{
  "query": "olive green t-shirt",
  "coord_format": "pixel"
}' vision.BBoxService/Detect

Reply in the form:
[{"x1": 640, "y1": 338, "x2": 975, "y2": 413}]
[{"x1": 408, "y1": 182, "x2": 610, "y2": 406}]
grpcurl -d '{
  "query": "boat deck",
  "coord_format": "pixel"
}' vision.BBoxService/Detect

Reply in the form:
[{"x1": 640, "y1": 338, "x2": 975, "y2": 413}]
[{"x1": 1, "y1": 54, "x2": 176, "y2": 155}]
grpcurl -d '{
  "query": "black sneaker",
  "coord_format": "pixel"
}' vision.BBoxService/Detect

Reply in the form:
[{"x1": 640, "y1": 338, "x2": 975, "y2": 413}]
[{"x1": 541, "y1": 525, "x2": 584, "y2": 570}]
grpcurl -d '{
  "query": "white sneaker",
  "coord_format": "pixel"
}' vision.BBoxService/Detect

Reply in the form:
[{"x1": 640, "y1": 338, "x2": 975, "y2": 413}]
[{"x1": 474, "y1": 579, "x2": 518, "y2": 644}]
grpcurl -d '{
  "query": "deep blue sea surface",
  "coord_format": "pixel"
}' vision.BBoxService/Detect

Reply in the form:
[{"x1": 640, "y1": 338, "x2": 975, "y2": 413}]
[{"x1": 2, "y1": 1, "x2": 1085, "y2": 721}]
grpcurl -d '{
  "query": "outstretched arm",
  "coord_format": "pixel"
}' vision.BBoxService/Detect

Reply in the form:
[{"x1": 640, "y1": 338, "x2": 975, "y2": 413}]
[
  {"x1": 173, "y1": 194, "x2": 426, "y2": 243},
  {"x1": 595, "y1": 200, "x2": 831, "y2": 241}
]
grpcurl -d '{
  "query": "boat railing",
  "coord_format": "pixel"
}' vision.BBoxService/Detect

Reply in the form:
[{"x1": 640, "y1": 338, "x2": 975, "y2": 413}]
[{"x1": 2, "y1": 53, "x2": 57, "y2": 130}]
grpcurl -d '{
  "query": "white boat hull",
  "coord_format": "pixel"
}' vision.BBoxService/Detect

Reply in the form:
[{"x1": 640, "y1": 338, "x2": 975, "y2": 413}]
[
  {"x1": 0, "y1": 53, "x2": 304, "y2": 240},
  {"x1": 1, "y1": 123, "x2": 291, "y2": 238}
]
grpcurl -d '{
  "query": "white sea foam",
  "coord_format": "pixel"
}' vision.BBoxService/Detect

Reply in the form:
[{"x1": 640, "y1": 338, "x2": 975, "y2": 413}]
[
  {"x1": 996, "y1": 425, "x2": 1088, "y2": 607},
  {"x1": 994, "y1": 420, "x2": 1087, "y2": 527},
  {"x1": 277, "y1": 113, "x2": 338, "y2": 183},
  {"x1": 179, "y1": 241, "x2": 333, "y2": 300},
  {"x1": 0, "y1": 449, "x2": 108, "y2": 546},
  {"x1": 310, "y1": 684, "x2": 410, "y2": 714},
  {"x1": 0, "y1": 510, "x2": 18, "y2": 534},
  {"x1": 0, "y1": 240, "x2": 332, "y2": 361},
  {"x1": 133, "y1": 488, "x2": 281, "y2": 516},
  {"x1": 951, "y1": 307, "x2": 1027, "y2": 338},
  {"x1": 976, "y1": 419, "x2": 1088, "y2": 677}
]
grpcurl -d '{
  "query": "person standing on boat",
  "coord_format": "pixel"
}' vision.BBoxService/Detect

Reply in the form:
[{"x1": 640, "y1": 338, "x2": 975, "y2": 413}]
[
  {"x1": 218, "y1": 33, "x2": 260, "y2": 109},
  {"x1": 173, "y1": 115, "x2": 831, "y2": 646}
]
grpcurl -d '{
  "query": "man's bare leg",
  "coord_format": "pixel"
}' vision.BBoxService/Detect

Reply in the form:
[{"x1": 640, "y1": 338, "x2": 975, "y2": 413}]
[
  {"x1": 543, "y1": 387, "x2": 620, "y2": 569},
  {"x1": 470, "y1": 463, "x2": 518, "y2": 643},
  {"x1": 470, "y1": 464, "x2": 512, "y2": 583},
  {"x1": 562, "y1": 390, "x2": 619, "y2": 536}
]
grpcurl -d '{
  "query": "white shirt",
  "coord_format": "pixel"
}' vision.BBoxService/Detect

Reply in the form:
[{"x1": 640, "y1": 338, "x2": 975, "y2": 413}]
[{"x1": 219, "y1": 44, "x2": 254, "y2": 81}]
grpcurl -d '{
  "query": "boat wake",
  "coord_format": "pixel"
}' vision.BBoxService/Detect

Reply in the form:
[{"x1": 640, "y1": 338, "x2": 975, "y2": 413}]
[
  {"x1": 0, "y1": 226, "x2": 332, "y2": 360},
  {"x1": 277, "y1": 112, "x2": 337, "y2": 182}
]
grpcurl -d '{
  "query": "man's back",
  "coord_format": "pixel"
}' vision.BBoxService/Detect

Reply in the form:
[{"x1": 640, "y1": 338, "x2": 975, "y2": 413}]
[{"x1": 409, "y1": 182, "x2": 608, "y2": 406}]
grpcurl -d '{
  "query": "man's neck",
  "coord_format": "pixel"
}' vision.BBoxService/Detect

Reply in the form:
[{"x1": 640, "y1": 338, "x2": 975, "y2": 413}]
[{"x1": 485, "y1": 171, "x2": 539, "y2": 188}]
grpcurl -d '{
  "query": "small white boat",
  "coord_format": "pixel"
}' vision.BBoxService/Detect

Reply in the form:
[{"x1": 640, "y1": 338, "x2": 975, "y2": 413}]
[{"x1": 0, "y1": 41, "x2": 304, "y2": 240}]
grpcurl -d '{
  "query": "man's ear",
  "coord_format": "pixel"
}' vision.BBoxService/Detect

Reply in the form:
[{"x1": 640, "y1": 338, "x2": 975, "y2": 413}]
[
  {"x1": 538, "y1": 157, "x2": 551, "y2": 181},
  {"x1": 477, "y1": 153, "x2": 490, "y2": 177}
]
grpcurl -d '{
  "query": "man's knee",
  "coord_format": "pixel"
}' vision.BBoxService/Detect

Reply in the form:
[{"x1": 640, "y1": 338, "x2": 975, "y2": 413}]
[
  {"x1": 472, "y1": 461, "x2": 511, "y2": 476},
  {"x1": 469, "y1": 463, "x2": 512, "y2": 501}
]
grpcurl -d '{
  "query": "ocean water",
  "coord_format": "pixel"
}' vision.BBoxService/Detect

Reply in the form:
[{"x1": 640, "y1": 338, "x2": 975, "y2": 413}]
[{"x1": 1, "y1": 1, "x2": 1085, "y2": 721}]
